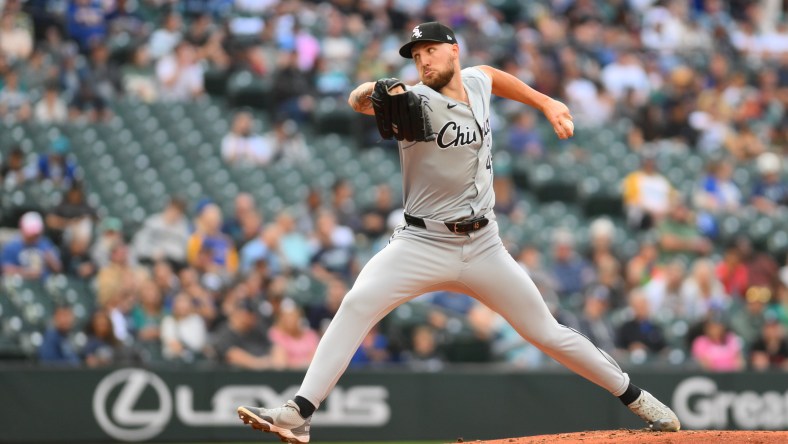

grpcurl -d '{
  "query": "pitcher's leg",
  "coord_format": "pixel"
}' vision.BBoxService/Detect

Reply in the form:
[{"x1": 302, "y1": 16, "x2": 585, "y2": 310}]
[
  {"x1": 462, "y1": 246, "x2": 629, "y2": 395},
  {"x1": 297, "y1": 231, "x2": 459, "y2": 407}
]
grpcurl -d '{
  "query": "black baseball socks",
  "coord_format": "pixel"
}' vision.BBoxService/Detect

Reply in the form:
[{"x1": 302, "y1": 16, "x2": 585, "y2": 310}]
[
  {"x1": 618, "y1": 383, "x2": 643, "y2": 406},
  {"x1": 294, "y1": 396, "x2": 316, "y2": 418}
]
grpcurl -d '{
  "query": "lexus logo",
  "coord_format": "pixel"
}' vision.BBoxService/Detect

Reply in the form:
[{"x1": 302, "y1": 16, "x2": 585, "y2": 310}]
[{"x1": 93, "y1": 368, "x2": 173, "y2": 442}]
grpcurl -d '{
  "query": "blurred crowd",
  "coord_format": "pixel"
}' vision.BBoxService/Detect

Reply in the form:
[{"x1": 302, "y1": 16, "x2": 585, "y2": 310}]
[{"x1": 1, "y1": 0, "x2": 788, "y2": 372}]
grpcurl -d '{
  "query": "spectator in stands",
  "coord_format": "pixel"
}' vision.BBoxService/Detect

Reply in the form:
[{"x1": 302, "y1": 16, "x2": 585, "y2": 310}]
[
  {"x1": 183, "y1": 13, "x2": 211, "y2": 50},
  {"x1": 223, "y1": 192, "x2": 261, "y2": 248},
  {"x1": 331, "y1": 178, "x2": 359, "y2": 231},
  {"x1": 131, "y1": 280, "x2": 167, "y2": 344},
  {"x1": 45, "y1": 182, "x2": 96, "y2": 247},
  {"x1": 680, "y1": 258, "x2": 729, "y2": 323},
  {"x1": 467, "y1": 300, "x2": 545, "y2": 368},
  {"x1": 20, "y1": 48, "x2": 56, "y2": 95},
  {"x1": 657, "y1": 198, "x2": 713, "y2": 263},
  {"x1": 564, "y1": 65, "x2": 614, "y2": 128},
  {"x1": 148, "y1": 11, "x2": 182, "y2": 60},
  {"x1": 70, "y1": 77, "x2": 112, "y2": 122},
  {"x1": 625, "y1": 238, "x2": 659, "y2": 289},
  {"x1": 37, "y1": 137, "x2": 78, "y2": 188},
  {"x1": 428, "y1": 291, "x2": 476, "y2": 316},
  {"x1": 492, "y1": 175, "x2": 524, "y2": 223},
  {"x1": 306, "y1": 278, "x2": 346, "y2": 335},
  {"x1": 178, "y1": 266, "x2": 217, "y2": 326},
  {"x1": 62, "y1": 221, "x2": 96, "y2": 279},
  {"x1": 88, "y1": 43, "x2": 122, "y2": 102},
  {"x1": 622, "y1": 151, "x2": 675, "y2": 230},
  {"x1": 38, "y1": 304, "x2": 80, "y2": 366},
  {"x1": 267, "y1": 119, "x2": 309, "y2": 165},
  {"x1": 151, "y1": 260, "x2": 180, "y2": 306},
  {"x1": 1, "y1": 146, "x2": 34, "y2": 188},
  {"x1": 585, "y1": 217, "x2": 618, "y2": 266},
  {"x1": 187, "y1": 203, "x2": 239, "y2": 279},
  {"x1": 0, "y1": 69, "x2": 31, "y2": 121},
  {"x1": 314, "y1": 55, "x2": 352, "y2": 97},
  {"x1": 735, "y1": 236, "x2": 780, "y2": 289},
  {"x1": 90, "y1": 217, "x2": 124, "y2": 269},
  {"x1": 66, "y1": 0, "x2": 108, "y2": 52},
  {"x1": 34, "y1": 82, "x2": 68, "y2": 123},
  {"x1": 221, "y1": 111, "x2": 273, "y2": 166},
  {"x1": 730, "y1": 286, "x2": 771, "y2": 346},
  {"x1": 643, "y1": 259, "x2": 686, "y2": 319},
  {"x1": 132, "y1": 196, "x2": 190, "y2": 268},
  {"x1": 592, "y1": 254, "x2": 626, "y2": 309},
  {"x1": 104, "y1": 289, "x2": 135, "y2": 344},
  {"x1": 751, "y1": 152, "x2": 788, "y2": 214},
  {"x1": 750, "y1": 314, "x2": 788, "y2": 371},
  {"x1": 310, "y1": 209, "x2": 357, "y2": 283},
  {"x1": 359, "y1": 184, "x2": 396, "y2": 244},
  {"x1": 715, "y1": 243, "x2": 749, "y2": 299},
  {"x1": 156, "y1": 41, "x2": 203, "y2": 101},
  {"x1": 693, "y1": 159, "x2": 742, "y2": 236},
  {"x1": 601, "y1": 52, "x2": 650, "y2": 104},
  {"x1": 616, "y1": 289, "x2": 667, "y2": 359},
  {"x1": 268, "y1": 299, "x2": 319, "y2": 369},
  {"x1": 161, "y1": 292, "x2": 208, "y2": 361},
  {"x1": 766, "y1": 280, "x2": 788, "y2": 327},
  {"x1": 210, "y1": 299, "x2": 286, "y2": 370},
  {"x1": 271, "y1": 51, "x2": 314, "y2": 123},
  {"x1": 95, "y1": 241, "x2": 146, "y2": 307},
  {"x1": 0, "y1": 10, "x2": 32, "y2": 61},
  {"x1": 725, "y1": 123, "x2": 766, "y2": 161},
  {"x1": 402, "y1": 325, "x2": 444, "y2": 371},
  {"x1": 517, "y1": 245, "x2": 557, "y2": 293},
  {"x1": 1, "y1": 211, "x2": 61, "y2": 280},
  {"x1": 82, "y1": 309, "x2": 138, "y2": 367},
  {"x1": 122, "y1": 45, "x2": 157, "y2": 102},
  {"x1": 275, "y1": 210, "x2": 311, "y2": 271},
  {"x1": 691, "y1": 313, "x2": 745, "y2": 372},
  {"x1": 550, "y1": 229, "x2": 594, "y2": 300},
  {"x1": 240, "y1": 223, "x2": 284, "y2": 276},
  {"x1": 577, "y1": 285, "x2": 617, "y2": 355},
  {"x1": 349, "y1": 324, "x2": 390, "y2": 368}
]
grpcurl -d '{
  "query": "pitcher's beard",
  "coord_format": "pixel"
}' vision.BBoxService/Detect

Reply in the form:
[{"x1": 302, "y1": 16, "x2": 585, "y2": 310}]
[{"x1": 423, "y1": 65, "x2": 455, "y2": 91}]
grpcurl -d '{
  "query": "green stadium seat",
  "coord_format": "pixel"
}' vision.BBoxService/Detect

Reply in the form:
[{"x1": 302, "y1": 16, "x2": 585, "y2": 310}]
[
  {"x1": 313, "y1": 99, "x2": 356, "y2": 135},
  {"x1": 204, "y1": 68, "x2": 230, "y2": 96},
  {"x1": 227, "y1": 71, "x2": 272, "y2": 110}
]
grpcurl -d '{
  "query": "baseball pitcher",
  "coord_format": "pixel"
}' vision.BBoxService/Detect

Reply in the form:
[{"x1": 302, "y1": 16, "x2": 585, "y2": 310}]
[{"x1": 238, "y1": 22, "x2": 680, "y2": 443}]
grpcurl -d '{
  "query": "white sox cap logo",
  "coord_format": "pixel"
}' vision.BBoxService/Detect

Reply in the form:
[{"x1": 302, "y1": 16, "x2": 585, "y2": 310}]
[{"x1": 412, "y1": 26, "x2": 422, "y2": 38}]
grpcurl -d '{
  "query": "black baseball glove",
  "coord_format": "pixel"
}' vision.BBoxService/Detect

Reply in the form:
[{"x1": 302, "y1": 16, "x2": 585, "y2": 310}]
[{"x1": 369, "y1": 78, "x2": 435, "y2": 142}]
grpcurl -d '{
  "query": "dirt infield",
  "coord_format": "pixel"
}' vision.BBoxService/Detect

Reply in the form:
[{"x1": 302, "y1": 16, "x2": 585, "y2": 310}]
[{"x1": 458, "y1": 429, "x2": 788, "y2": 443}]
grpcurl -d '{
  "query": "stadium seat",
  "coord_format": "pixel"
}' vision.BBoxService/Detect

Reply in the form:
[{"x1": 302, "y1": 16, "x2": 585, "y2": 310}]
[{"x1": 227, "y1": 71, "x2": 272, "y2": 110}]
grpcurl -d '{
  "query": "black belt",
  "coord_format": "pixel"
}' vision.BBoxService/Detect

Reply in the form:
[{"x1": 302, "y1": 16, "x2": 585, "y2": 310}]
[{"x1": 404, "y1": 213, "x2": 489, "y2": 234}]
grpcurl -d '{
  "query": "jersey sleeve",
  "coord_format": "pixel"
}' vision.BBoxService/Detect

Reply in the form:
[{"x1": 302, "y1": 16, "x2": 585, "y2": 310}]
[{"x1": 463, "y1": 67, "x2": 493, "y2": 102}]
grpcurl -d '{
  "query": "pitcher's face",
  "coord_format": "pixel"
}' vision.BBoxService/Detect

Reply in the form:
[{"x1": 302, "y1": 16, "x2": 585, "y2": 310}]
[{"x1": 412, "y1": 42, "x2": 457, "y2": 91}]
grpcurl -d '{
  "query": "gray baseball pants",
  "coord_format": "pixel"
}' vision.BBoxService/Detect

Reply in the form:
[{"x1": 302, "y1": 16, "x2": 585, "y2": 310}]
[{"x1": 296, "y1": 216, "x2": 630, "y2": 407}]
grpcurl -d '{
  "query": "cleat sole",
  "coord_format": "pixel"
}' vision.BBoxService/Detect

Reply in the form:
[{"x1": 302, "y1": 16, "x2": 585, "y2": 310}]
[{"x1": 237, "y1": 407, "x2": 308, "y2": 444}]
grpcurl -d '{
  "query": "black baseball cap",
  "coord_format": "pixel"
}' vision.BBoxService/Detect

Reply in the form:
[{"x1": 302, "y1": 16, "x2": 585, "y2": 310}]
[{"x1": 399, "y1": 22, "x2": 457, "y2": 59}]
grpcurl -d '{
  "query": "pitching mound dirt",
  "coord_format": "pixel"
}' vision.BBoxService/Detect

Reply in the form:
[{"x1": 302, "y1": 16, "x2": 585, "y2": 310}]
[{"x1": 458, "y1": 429, "x2": 788, "y2": 443}]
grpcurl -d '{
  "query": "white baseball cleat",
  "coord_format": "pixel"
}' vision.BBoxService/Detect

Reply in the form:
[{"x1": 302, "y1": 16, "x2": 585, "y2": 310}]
[
  {"x1": 627, "y1": 390, "x2": 681, "y2": 432},
  {"x1": 237, "y1": 400, "x2": 311, "y2": 443}
]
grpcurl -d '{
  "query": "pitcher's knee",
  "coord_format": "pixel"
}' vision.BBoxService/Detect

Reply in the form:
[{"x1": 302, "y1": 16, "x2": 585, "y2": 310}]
[
  {"x1": 336, "y1": 287, "x2": 380, "y2": 319},
  {"x1": 523, "y1": 324, "x2": 573, "y2": 351}
]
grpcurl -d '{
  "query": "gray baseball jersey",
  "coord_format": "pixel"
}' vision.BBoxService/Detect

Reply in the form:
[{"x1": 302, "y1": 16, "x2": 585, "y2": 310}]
[
  {"x1": 293, "y1": 66, "x2": 631, "y2": 412},
  {"x1": 400, "y1": 67, "x2": 494, "y2": 221}
]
